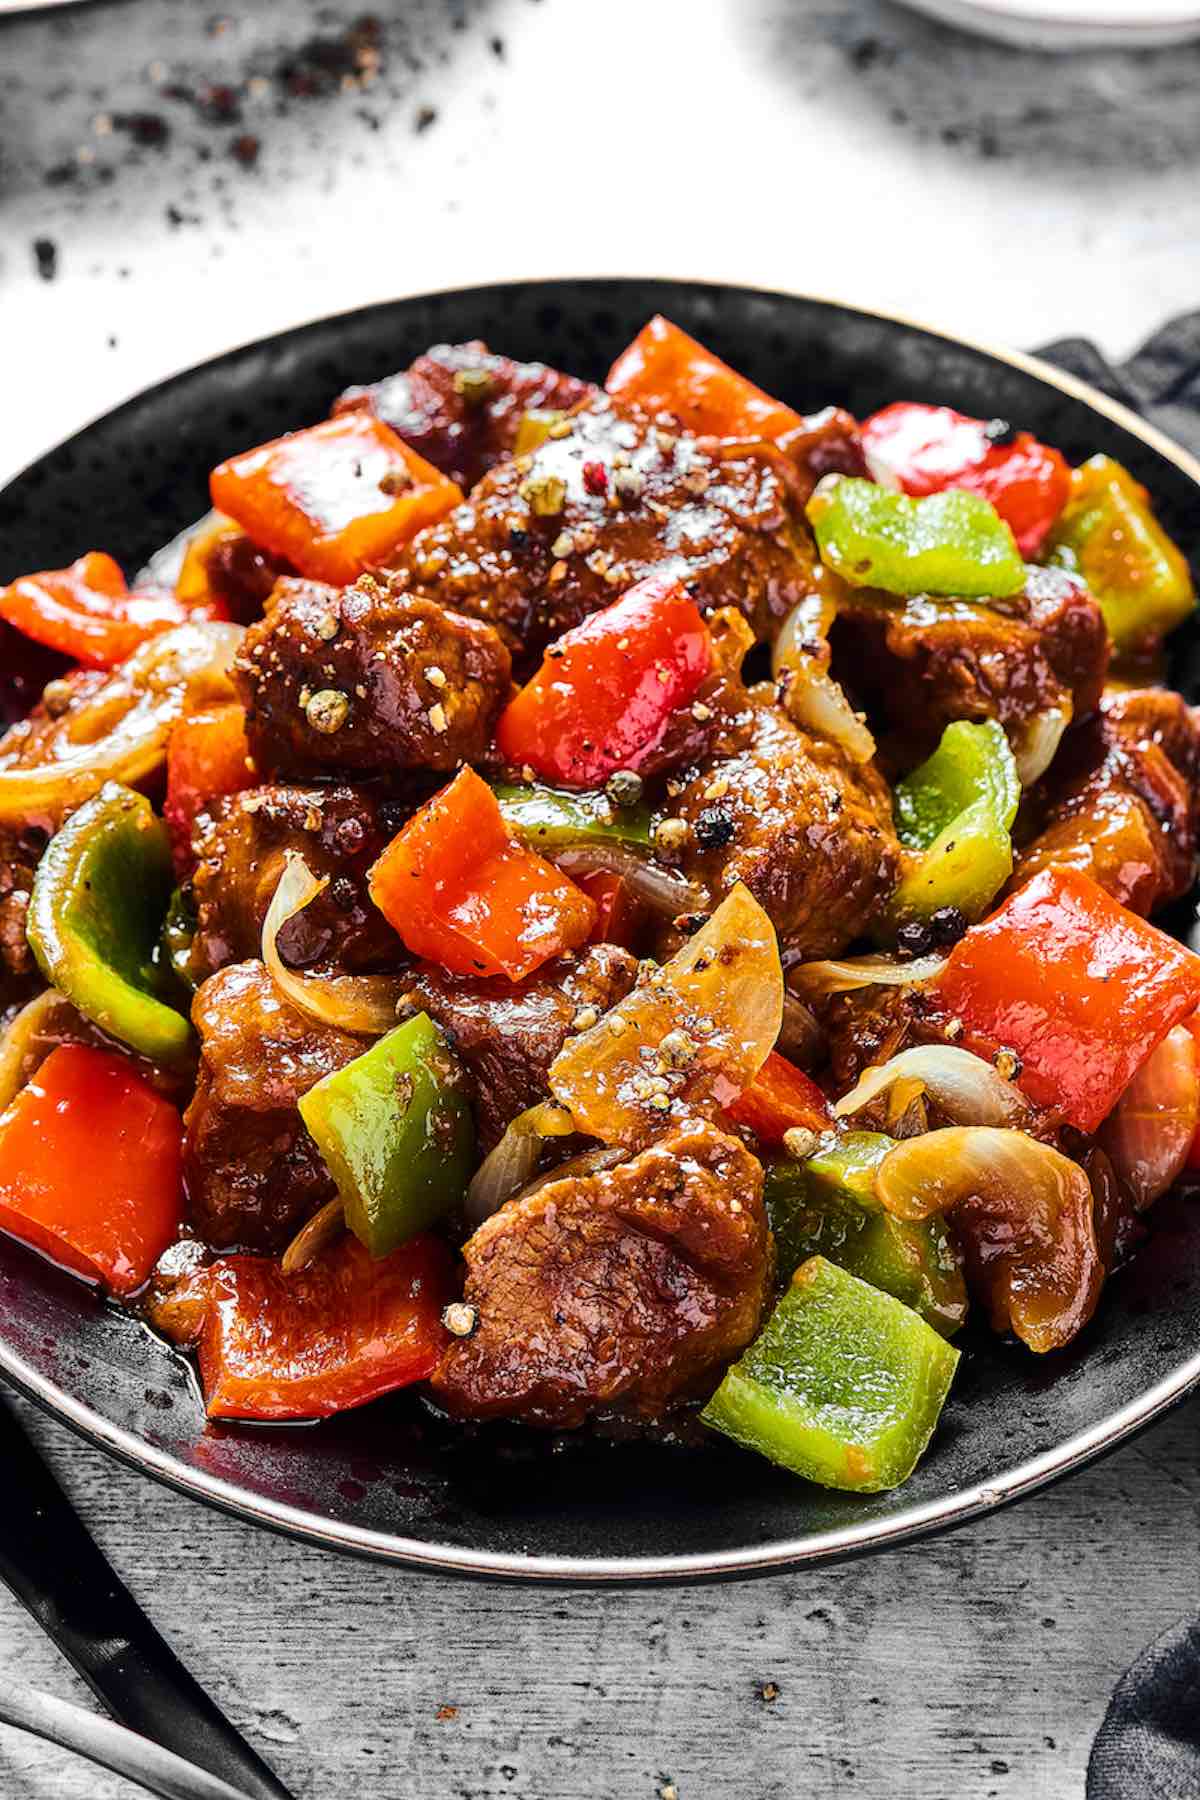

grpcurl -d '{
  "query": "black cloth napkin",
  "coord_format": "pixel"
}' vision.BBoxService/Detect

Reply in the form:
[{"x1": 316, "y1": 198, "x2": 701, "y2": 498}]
[
  {"x1": 1038, "y1": 310, "x2": 1200, "y2": 459},
  {"x1": 1033, "y1": 310, "x2": 1200, "y2": 1800}
]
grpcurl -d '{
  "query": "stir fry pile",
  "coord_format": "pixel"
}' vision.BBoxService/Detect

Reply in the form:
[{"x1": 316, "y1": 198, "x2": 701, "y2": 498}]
[{"x1": 0, "y1": 316, "x2": 1197, "y2": 1494}]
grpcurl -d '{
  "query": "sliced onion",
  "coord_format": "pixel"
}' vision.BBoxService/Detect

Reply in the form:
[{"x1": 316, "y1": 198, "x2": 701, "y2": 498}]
[
  {"x1": 1012, "y1": 704, "x2": 1070, "y2": 787},
  {"x1": 1099, "y1": 1024, "x2": 1199, "y2": 1213},
  {"x1": 0, "y1": 988, "x2": 75, "y2": 1114},
  {"x1": 262, "y1": 853, "x2": 409, "y2": 1036},
  {"x1": 281, "y1": 1195, "x2": 346, "y2": 1276},
  {"x1": 465, "y1": 1101, "x2": 576, "y2": 1227},
  {"x1": 778, "y1": 990, "x2": 822, "y2": 1068},
  {"x1": 788, "y1": 951, "x2": 947, "y2": 998},
  {"x1": 551, "y1": 845, "x2": 706, "y2": 917},
  {"x1": 550, "y1": 882, "x2": 783, "y2": 1147},
  {"x1": 137, "y1": 508, "x2": 224, "y2": 590},
  {"x1": 834, "y1": 1045, "x2": 1031, "y2": 1128},
  {"x1": 877, "y1": 1125, "x2": 1103, "y2": 1352},
  {"x1": 496, "y1": 1144, "x2": 624, "y2": 1210},
  {"x1": 774, "y1": 597, "x2": 876, "y2": 764},
  {"x1": 0, "y1": 621, "x2": 244, "y2": 828}
]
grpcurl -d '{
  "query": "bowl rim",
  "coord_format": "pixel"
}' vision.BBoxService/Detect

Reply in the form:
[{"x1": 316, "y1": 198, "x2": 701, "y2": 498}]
[{"x1": 3, "y1": 276, "x2": 1200, "y2": 1583}]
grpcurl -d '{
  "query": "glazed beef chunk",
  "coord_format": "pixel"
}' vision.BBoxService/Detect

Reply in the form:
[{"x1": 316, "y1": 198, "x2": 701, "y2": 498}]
[
  {"x1": 1014, "y1": 687, "x2": 1200, "y2": 915},
  {"x1": 831, "y1": 566, "x2": 1109, "y2": 769},
  {"x1": 666, "y1": 694, "x2": 901, "y2": 958},
  {"x1": 189, "y1": 783, "x2": 404, "y2": 981},
  {"x1": 432, "y1": 1121, "x2": 770, "y2": 1428},
  {"x1": 389, "y1": 393, "x2": 819, "y2": 661},
  {"x1": 408, "y1": 944, "x2": 639, "y2": 1151},
  {"x1": 334, "y1": 340, "x2": 595, "y2": 493},
  {"x1": 234, "y1": 577, "x2": 512, "y2": 780},
  {"x1": 184, "y1": 960, "x2": 360, "y2": 1250}
]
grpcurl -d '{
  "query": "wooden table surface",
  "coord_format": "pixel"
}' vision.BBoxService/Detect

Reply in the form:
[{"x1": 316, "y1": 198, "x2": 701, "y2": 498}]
[
  {"x1": 4, "y1": 1392, "x2": 1197, "y2": 1800},
  {"x1": 3, "y1": 2, "x2": 1200, "y2": 1794}
]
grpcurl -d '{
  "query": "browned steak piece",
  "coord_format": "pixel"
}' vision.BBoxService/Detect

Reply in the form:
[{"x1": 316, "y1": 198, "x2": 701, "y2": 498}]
[
  {"x1": 183, "y1": 960, "x2": 360, "y2": 1251},
  {"x1": 830, "y1": 566, "x2": 1109, "y2": 768},
  {"x1": 407, "y1": 943, "x2": 638, "y2": 1152},
  {"x1": 387, "y1": 394, "x2": 820, "y2": 662},
  {"x1": 334, "y1": 340, "x2": 595, "y2": 494},
  {"x1": 189, "y1": 782, "x2": 404, "y2": 981},
  {"x1": 665, "y1": 693, "x2": 900, "y2": 958},
  {"x1": 234, "y1": 577, "x2": 512, "y2": 780},
  {"x1": 432, "y1": 1120, "x2": 769, "y2": 1428},
  {"x1": 1014, "y1": 686, "x2": 1200, "y2": 916}
]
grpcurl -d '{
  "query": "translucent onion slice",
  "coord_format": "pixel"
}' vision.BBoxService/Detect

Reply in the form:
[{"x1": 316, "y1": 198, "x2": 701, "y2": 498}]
[
  {"x1": 773, "y1": 597, "x2": 876, "y2": 764},
  {"x1": 550, "y1": 844, "x2": 706, "y2": 917},
  {"x1": 1012, "y1": 704, "x2": 1070, "y2": 787},
  {"x1": 0, "y1": 988, "x2": 75, "y2": 1115},
  {"x1": 464, "y1": 1101, "x2": 576, "y2": 1228},
  {"x1": 788, "y1": 951, "x2": 948, "y2": 998},
  {"x1": 834, "y1": 1045, "x2": 1031, "y2": 1128},
  {"x1": 262, "y1": 853, "x2": 409, "y2": 1036},
  {"x1": 549, "y1": 882, "x2": 783, "y2": 1148},
  {"x1": 877, "y1": 1126, "x2": 1103, "y2": 1352},
  {"x1": 1099, "y1": 1024, "x2": 1200, "y2": 1213},
  {"x1": 280, "y1": 1195, "x2": 346, "y2": 1276},
  {"x1": 778, "y1": 990, "x2": 822, "y2": 1069},
  {"x1": 0, "y1": 621, "x2": 244, "y2": 828}
]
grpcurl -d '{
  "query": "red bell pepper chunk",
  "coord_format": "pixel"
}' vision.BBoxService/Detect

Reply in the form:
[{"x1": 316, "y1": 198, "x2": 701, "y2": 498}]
[
  {"x1": 369, "y1": 766, "x2": 596, "y2": 981},
  {"x1": 210, "y1": 412, "x2": 463, "y2": 586},
  {"x1": 0, "y1": 553, "x2": 205, "y2": 670},
  {"x1": 934, "y1": 867, "x2": 1200, "y2": 1134},
  {"x1": 163, "y1": 702, "x2": 254, "y2": 875},
  {"x1": 606, "y1": 315, "x2": 804, "y2": 442},
  {"x1": 495, "y1": 575, "x2": 711, "y2": 789},
  {"x1": 860, "y1": 403, "x2": 1070, "y2": 557},
  {"x1": 726, "y1": 1050, "x2": 833, "y2": 1145},
  {"x1": 199, "y1": 1232, "x2": 455, "y2": 1422},
  {"x1": 580, "y1": 871, "x2": 645, "y2": 953},
  {"x1": 0, "y1": 1045, "x2": 183, "y2": 1296}
]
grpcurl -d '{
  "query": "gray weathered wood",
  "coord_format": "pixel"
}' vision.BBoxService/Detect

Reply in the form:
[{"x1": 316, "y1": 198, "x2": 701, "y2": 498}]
[
  {"x1": 2, "y1": 1392, "x2": 1197, "y2": 1800},
  {"x1": 2, "y1": 1, "x2": 1200, "y2": 1793}
]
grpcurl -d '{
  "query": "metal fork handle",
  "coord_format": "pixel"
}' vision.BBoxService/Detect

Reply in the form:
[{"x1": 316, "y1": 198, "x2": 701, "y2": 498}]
[{"x1": 0, "y1": 1682, "x2": 255, "y2": 1800}]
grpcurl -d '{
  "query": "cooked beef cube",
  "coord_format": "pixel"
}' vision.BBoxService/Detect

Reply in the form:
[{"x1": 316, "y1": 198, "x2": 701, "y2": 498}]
[
  {"x1": 234, "y1": 577, "x2": 512, "y2": 779},
  {"x1": 200, "y1": 530, "x2": 289, "y2": 625},
  {"x1": 777, "y1": 404, "x2": 867, "y2": 495},
  {"x1": 408, "y1": 943, "x2": 639, "y2": 1151},
  {"x1": 389, "y1": 394, "x2": 820, "y2": 662},
  {"x1": 190, "y1": 783, "x2": 404, "y2": 981},
  {"x1": 830, "y1": 566, "x2": 1109, "y2": 767},
  {"x1": 666, "y1": 694, "x2": 900, "y2": 958},
  {"x1": 0, "y1": 831, "x2": 40, "y2": 984},
  {"x1": 820, "y1": 984, "x2": 919, "y2": 1090},
  {"x1": 184, "y1": 960, "x2": 361, "y2": 1250},
  {"x1": 1014, "y1": 687, "x2": 1200, "y2": 915},
  {"x1": 432, "y1": 1120, "x2": 769, "y2": 1428},
  {"x1": 0, "y1": 620, "x2": 68, "y2": 734},
  {"x1": 334, "y1": 340, "x2": 595, "y2": 494}
]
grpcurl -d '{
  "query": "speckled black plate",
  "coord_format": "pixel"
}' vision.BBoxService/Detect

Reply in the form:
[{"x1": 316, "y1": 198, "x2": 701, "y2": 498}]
[{"x1": 2, "y1": 280, "x2": 1200, "y2": 1584}]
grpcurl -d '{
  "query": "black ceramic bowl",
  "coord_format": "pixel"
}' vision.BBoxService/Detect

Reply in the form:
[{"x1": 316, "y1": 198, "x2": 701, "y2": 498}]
[{"x1": 2, "y1": 280, "x2": 1199, "y2": 1584}]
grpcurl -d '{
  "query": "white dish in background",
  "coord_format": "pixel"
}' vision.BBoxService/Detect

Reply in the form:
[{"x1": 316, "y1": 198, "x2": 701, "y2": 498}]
[{"x1": 901, "y1": 0, "x2": 1200, "y2": 49}]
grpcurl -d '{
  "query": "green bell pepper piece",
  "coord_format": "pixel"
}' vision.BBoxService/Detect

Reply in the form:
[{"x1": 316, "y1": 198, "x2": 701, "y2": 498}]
[
  {"x1": 492, "y1": 782, "x2": 652, "y2": 850},
  {"x1": 1046, "y1": 454, "x2": 1196, "y2": 654},
  {"x1": 299, "y1": 1012, "x2": 474, "y2": 1259},
  {"x1": 891, "y1": 719, "x2": 1020, "y2": 924},
  {"x1": 702, "y1": 1255, "x2": 960, "y2": 1491},
  {"x1": 159, "y1": 886, "x2": 203, "y2": 997},
  {"x1": 765, "y1": 1134, "x2": 967, "y2": 1337},
  {"x1": 807, "y1": 475, "x2": 1026, "y2": 598},
  {"x1": 26, "y1": 781, "x2": 193, "y2": 1067}
]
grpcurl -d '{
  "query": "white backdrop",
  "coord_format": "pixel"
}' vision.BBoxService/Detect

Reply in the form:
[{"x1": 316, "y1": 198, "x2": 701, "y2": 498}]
[{"x1": 2, "y1": 0, "x2": 1199, "y2": 482}]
